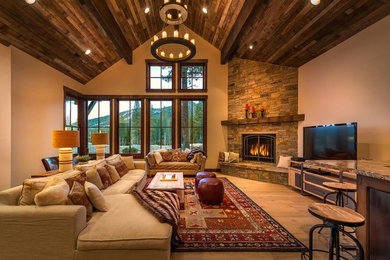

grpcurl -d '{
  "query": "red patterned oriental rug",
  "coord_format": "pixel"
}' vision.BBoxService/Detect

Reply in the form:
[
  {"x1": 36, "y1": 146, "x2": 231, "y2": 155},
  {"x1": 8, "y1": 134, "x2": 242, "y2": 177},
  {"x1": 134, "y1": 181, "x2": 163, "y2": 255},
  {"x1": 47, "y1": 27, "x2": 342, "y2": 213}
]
[{"x1": 173, "y1": 177, "x2": 307, "y2": 252}]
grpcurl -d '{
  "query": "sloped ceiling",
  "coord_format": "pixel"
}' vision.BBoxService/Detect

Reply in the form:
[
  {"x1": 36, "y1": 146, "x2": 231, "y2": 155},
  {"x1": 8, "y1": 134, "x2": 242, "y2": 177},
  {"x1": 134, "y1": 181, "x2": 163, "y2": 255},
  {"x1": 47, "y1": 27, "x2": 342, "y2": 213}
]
[{"x1": 0, "y1": 0, "x2": 389, "y2": 84}]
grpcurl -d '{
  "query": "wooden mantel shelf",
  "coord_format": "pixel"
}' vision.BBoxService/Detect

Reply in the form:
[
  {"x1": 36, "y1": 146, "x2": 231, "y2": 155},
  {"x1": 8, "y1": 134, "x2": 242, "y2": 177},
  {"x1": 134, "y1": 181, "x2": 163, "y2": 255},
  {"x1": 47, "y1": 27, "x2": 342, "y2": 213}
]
[{"x1": 221, "y1": 114, "x2": 305, "y2": 126}]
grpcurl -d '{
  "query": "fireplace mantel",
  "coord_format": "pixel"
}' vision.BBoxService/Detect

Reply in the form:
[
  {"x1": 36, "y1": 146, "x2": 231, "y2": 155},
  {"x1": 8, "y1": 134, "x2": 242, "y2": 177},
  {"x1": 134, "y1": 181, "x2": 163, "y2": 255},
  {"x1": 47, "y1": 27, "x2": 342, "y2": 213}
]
[{"x1": 221, "y1": 114, "x2": 305, "y2": 126}]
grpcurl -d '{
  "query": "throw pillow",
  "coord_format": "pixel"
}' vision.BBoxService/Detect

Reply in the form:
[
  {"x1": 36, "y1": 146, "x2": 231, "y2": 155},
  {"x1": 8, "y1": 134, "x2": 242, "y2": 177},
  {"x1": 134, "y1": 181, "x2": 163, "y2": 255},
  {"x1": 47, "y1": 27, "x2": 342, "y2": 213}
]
[
  {"x1": 224, "y1": 152, "x2": 230, "y2": 162},
  {"x1": 154, "y1": 152, "x2": 163, "y2": 165},
  {"x1": 146, "y1": 153, "x2": 156, "y2": 167},
  {"x1": 64, "y1": 172, "x2": 87, "y2": 189},
  {"x1": 34, "y1": 177, "x2": 70, "y2": 206},
  {"x1": 19, "y1": 178, "x2": 48, "y2": 205},
  {"x1": 178, "y1": 152, "x2": 188, "y2": 162},
  {"x1": 113, "y1": 161, "x2": 128, "y2": 177},
  {"x1": 187, "y1": 148, "x2": 206, "y2": 161},
  {"x1": 121, "y1": 156, "x2": 135, "y2": 170},
  {"x1": 218, "y1": 152, "x2": 225, "y2": 162},
  {"x1": 228, "y1": 152, "x2": 239, "y2": 163},
  {"x1": 105, "y1": 154, "x2": 122, "y2": 166},
  {"x1": 86, "y1": 168, "x2": 104, "y2": 190},
  {"x1": 161, "y1": 151, "x2": 173, "y2": 162},
  {"x1": 196, "y1": 153, "x2": 203, "y2": 165},
  {"x1": 68, "y1": 181, "x2": 93, "y2": 218},
  {"x1": 84, "y1": 181, "x2": 109, "y2": 212},
  {"x1": 277, "y1": 155, "x2": 292, "y2": 168},
  {"x1": 105, "y1": 164, "x2": 121, "y2": 182},
  {"x1": 97, "y1": 166, "x2": 113, "y2": 188}
]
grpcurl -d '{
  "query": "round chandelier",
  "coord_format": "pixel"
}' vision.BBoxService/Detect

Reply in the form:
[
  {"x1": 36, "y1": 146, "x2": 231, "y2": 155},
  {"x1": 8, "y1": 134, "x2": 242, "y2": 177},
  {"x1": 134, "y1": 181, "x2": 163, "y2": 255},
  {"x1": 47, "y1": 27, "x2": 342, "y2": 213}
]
[{"x1": 151, "y1": 0, "x2": 196, "y2": 63}]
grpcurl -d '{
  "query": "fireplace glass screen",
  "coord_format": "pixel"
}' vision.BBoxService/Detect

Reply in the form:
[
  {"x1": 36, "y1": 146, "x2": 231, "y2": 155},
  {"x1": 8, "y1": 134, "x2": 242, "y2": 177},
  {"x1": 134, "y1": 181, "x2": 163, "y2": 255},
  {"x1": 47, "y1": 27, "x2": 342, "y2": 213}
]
[{"x1": 242, "y1": 134, "x2": 276, "y2": 163}]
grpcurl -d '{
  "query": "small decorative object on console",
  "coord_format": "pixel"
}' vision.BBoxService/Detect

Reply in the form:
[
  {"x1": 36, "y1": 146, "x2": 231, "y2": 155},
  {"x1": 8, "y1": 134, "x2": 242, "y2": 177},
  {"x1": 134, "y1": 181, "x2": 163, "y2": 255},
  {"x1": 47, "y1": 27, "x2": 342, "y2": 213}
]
[
  {"x1": 260, "y1": 106, "x2": 265, "y2": 117},
  {"x1": 75, "y1": 155, "x2": 90, "y2": 165},
  {"x1": 251, "y1": 106, "x2": 255, "y2": 118},
  {"x1": 245, "y1": 103, "x2": 249, "y2": 119}
]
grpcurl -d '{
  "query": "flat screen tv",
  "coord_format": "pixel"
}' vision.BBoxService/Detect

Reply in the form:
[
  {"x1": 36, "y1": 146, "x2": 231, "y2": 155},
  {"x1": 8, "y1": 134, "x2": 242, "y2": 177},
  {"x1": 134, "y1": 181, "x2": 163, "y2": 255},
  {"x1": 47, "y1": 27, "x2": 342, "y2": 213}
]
[{"x1": 303, "y1": 123, "x2": 357, "y2": 160}]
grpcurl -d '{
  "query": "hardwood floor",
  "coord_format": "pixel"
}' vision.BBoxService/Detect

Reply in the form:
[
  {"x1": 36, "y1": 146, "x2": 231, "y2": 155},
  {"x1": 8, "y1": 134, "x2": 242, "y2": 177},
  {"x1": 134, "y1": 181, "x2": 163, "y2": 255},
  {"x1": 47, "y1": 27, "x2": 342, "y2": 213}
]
[{"x1": 171, "y1": 173, "x2": 353, "y2": 260}]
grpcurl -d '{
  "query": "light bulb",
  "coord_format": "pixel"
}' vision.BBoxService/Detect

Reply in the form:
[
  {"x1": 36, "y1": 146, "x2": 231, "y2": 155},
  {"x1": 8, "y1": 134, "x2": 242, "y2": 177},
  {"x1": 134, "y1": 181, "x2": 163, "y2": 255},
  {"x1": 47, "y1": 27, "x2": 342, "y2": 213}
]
[
  {"x1": 144, "y1": 7, "x2": 150, "y2": 13},
  {"x1": 190, "y1": 39, "x2": 195, "y2": 45},
  {"x1": 176, "y1": 0, "x2": 181, "y2": 3},
  {"x1": 310, "y1": 0, "x2": 320, "y2": 5},
  {"x1": 167, "y1": 13, "x2": 172, "y2": 19},
  {"x1": 162, "y1": 31, "x2": 167, "y2": 38},
  {"x1": 249, "y1": 45, "x2": 253, "y2": 50},
  {"x1": 184, "y1": 33, "x2": 189, "y2": 40},
  {"x1": 186, "y1": 50, "x2": 191, "y2": 56},
  {"x1": 85, "y1": 49, "x2": 91, "y2": 55},
  {"x1": 151, "y1": 41, "x2": 154, "y2": 45},
  {"x1": 154, "y1": 35, "x2": 158, "y2": 41},
  {"x1": 161, "y1": 51, "x2": 165, "y2": 57},
  {"x1": 25, "y1": 0, "x2": 36, "y2": 4},
  {"x1": 169, "y1": 53, "x2": 174, "y2": 59},
  {"x1": 174, "y1": 30, "x2": 179, "y2": 37},
  {"x1": 179, "y1": 52, "x2": 183, "y2": 58},
  {"x1": 202, "y1": 7, "x2": 208, "y2": 14}
]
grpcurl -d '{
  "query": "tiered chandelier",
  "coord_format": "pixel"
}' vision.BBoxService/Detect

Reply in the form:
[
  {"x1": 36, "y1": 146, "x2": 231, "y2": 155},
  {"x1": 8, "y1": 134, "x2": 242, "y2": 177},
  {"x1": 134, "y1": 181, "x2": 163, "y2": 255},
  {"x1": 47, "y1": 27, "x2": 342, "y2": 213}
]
[{"x1": 151, "y1": 0, "x2": 196, "y2": 63}]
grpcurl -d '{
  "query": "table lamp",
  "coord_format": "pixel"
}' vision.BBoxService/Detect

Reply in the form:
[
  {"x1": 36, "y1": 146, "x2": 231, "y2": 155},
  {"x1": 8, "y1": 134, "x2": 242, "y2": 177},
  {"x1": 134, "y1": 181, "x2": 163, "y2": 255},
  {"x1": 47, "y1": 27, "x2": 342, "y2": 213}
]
[
  {"x1": 52, "y1": 130, "x2": 80, "y2": 172},
  {"x1": 91, "y1": 132, "x2": 108, "y2": 160}
]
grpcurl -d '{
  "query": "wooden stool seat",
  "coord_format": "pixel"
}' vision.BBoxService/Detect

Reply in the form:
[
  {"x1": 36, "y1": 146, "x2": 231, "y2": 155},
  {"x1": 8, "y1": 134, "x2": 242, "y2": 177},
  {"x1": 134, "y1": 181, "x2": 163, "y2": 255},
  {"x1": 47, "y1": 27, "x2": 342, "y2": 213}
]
[
  {"x1": 308, "y1": 203, "x2": 364, "y2": 227},
  {"x1": 323, "y1": 181, "x2": 357, "y2": 191}
]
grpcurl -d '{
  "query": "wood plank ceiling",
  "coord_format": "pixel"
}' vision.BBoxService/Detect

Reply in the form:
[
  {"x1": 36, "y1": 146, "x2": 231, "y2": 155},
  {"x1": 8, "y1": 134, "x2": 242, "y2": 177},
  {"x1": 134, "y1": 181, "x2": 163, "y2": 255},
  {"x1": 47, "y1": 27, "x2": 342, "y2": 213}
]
[{"x1": 0, "y1": 0, "x2": 388, "y2": 84}]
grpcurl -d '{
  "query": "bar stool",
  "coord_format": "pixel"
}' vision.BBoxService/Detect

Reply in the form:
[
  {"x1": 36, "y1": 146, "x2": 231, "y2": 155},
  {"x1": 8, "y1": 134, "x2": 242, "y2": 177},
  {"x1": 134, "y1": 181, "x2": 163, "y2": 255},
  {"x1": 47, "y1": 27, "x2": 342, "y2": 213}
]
[
  {"x1": 307, "y1": 203, "x2": 365, "y2": 260},
  {"x1": 323, "y1": 182, "x2": 357, "y2": 209}
]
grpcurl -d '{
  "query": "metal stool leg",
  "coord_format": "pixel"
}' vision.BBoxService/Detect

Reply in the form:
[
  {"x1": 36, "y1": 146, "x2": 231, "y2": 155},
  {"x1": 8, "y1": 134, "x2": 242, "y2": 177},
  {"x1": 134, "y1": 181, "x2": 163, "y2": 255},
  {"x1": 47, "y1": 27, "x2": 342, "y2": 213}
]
[
  {"x1": 329, "y1": 226, "x2": 335, "y2": 260},
  {"x1": 309, "y1": 224, "x2": 326, "y2": 260},
  {"x1": 339, "y1": 228, "x2": 365, "y2": 260}
]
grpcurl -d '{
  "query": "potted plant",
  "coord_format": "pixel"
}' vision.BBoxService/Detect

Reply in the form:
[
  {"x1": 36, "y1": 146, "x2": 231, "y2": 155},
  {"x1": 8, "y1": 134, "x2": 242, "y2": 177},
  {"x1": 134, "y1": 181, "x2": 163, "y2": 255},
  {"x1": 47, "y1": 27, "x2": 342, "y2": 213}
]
[{"x1": 75, "y1": 155, "x2": 90, "y2": 165}]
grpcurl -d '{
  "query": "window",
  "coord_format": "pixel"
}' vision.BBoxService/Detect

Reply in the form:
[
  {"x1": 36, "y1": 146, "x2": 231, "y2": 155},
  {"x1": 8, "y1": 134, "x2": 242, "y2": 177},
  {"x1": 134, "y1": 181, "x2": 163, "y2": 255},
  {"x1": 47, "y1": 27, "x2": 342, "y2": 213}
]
[
  {"x1": 148, "y1": 100, "x2": 175, "y2": 152},
  {"x1": 117, "y1": 100, "x2": 143, "y2": 157},
  {"x1": 87, "y1": 100, "x2": 111, "y2": 154},
  {"x1": 179, "y1": 62, "x2": 207, "y2": 91},
  {"x1": 180, "y1": 99, "x2": 206, "y2": 151},
  {"x1": 146, "y1": 61, "x2": 175, "y2": 91},
  {"x1": 65, "y1": 96, "x2": 79, "y2": 131}
]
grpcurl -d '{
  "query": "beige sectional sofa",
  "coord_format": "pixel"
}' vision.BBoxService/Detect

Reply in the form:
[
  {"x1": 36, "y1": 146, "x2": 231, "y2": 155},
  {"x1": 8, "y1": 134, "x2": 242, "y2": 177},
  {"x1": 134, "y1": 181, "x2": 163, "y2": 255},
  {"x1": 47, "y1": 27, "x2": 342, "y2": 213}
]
[{"x1": 0, "y1": 156, "x2": 172, "y2": 260}]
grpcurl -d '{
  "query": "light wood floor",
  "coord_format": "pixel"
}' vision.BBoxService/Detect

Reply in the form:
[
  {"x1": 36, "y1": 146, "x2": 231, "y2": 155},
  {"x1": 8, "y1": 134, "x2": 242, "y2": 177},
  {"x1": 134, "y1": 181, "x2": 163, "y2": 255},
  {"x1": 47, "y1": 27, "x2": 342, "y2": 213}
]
[{"x1": 171, "y1": 173, "x2": 353, "y2": 260}]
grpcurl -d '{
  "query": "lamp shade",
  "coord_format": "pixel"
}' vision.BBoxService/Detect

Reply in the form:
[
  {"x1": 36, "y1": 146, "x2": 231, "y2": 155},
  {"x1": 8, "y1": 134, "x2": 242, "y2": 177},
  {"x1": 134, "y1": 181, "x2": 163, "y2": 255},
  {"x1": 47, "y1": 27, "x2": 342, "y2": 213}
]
[
  {"x1": 52, "y1": 130, "x2": 80, "y2": 148},
  {"x1": 91, "y1": 133, "x2": 109, "y2": 145}
]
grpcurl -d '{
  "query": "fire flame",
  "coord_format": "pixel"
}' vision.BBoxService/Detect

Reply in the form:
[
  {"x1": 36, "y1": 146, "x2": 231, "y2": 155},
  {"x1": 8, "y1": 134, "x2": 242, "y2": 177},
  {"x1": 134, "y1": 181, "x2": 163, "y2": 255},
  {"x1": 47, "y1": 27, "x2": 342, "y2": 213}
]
[{"x1": 250, "y1": 143, "x2": 270, "y2": 156}]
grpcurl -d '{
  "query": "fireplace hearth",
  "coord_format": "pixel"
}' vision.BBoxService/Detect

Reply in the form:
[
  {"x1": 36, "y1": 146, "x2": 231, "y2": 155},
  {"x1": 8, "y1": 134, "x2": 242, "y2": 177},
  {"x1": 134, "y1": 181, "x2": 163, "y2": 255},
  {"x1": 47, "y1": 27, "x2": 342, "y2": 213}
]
[{"x1": 242, "y1": 134, "x2": 276, "y2": 163}]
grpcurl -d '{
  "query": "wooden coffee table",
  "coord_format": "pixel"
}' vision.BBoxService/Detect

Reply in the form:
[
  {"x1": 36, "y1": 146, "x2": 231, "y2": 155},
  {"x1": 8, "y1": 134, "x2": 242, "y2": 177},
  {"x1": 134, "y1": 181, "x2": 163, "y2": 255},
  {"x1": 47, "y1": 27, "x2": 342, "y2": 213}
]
[{"x1": 147, "y1": 172, "x2": 185, "y2": 207}]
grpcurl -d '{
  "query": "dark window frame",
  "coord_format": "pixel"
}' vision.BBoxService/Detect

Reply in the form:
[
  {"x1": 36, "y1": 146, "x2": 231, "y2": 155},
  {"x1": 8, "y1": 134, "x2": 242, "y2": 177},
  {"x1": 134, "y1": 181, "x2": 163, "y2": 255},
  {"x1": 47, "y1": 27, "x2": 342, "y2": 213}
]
[
  {"x1": 86, "y1": 98, "x2": 113, "y2": 155},
  {"x1": 178, "y1": 60, "x2": 207, "y2": 93},
  {"x1": 146, "y1": 98, "x2": 176, "y2": 153},
  {"x1": 178, "y1": 97, "x2": 207, "y2": 154},
  {"x1": 146, "y1": 60, "x2": 176, "y2": 92},
  {"x1": 114, "y1": 98, "x2": 144, "y2": 159}
]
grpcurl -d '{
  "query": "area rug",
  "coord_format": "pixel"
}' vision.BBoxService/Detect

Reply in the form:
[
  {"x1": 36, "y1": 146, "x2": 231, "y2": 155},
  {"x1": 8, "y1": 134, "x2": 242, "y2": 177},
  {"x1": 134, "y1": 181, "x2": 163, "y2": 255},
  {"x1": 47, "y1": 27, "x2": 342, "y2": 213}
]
[{"x1": 173, "y1": 177, "x2": 307, "y2": 252}]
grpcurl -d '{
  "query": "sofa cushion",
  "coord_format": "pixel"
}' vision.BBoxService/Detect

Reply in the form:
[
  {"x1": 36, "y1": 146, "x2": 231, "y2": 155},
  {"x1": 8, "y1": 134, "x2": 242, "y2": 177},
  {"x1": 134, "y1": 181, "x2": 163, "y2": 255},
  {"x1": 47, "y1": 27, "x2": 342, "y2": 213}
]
[
  {"x1": 68, "y1": 181, "x2": 93, "y2": 218},
  {"x1": 105, "y1": 154, "x2": 121, "y2": 166},
  {"x1": 97, "y1": 167, "x2": 113, "y2": 189},
  {"x1": 113, "y1": 161, "x2": 128, "y2": 177},
  {"x1": 101, "y1": 180, "x2": 136, "y2": 195},
  {"x1": 154, "y1": 152, "x2": 163, "y2": 164},
  {"x1": 105, "y1": 164, "x2": 120, "y2": 183},
  {"x1": 152, "y1": 161, "x2": 199, "y2": 170},
  {"x1": 120, "y1": 169, "x2": 145, "y2": 183},
  {"x1": 86, "y1": 168, "x2": 104, "y2": 189},
  {"x1": 121, "y1": 156, "x2": 135, "y2": 170},
  {"x1": 84, "y1": 182, "x2": 109, "y2": 212},
  {"x1": 77, "y1": 194, "x2": 172, "y2": 251},
  {"x1": 75, "y1": 160, "x2": 105, "y2": 172},
  {"x1": 146, "y1": 153, "x2": 156, "y2": 167},
  {"x1": 34, "y1": 177, "x2": 70, "y2": 206}
]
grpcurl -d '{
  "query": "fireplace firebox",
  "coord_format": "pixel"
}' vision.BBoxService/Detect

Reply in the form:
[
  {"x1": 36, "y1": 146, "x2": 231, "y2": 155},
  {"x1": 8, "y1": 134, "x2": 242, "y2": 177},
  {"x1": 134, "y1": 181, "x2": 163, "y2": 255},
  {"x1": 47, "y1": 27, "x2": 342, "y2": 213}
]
[{"x1": 242, "y1": 134, "x2": 276, "y2": 163}]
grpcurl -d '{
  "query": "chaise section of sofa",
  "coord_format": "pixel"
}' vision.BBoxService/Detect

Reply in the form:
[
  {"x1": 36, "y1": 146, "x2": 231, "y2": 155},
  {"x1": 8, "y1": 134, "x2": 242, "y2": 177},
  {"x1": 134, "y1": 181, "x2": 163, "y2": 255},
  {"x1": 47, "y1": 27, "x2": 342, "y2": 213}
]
[{"x1": 0, "y1": 155, "x2": 172, "y2": 260}]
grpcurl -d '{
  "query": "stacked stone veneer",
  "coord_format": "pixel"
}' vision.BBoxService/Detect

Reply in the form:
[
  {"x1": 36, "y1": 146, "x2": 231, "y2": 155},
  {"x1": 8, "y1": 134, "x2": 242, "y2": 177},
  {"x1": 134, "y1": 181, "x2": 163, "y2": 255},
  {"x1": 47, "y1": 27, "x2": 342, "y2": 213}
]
[{"x1": 223, "y1": 58, "x2": 299, "y2": 184}]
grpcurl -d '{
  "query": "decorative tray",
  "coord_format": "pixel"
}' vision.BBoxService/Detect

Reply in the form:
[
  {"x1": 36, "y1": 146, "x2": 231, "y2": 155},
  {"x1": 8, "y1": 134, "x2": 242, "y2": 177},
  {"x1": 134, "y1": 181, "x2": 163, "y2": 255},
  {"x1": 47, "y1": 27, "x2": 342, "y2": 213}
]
[{"x1": 160, "y1": 174, "x2": 177, "y2": 182}]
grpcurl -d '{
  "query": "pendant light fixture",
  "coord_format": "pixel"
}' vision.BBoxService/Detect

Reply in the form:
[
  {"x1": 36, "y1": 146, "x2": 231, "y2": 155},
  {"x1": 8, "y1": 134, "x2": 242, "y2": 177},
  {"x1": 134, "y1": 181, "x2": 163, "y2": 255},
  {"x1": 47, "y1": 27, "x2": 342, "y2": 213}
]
[{"x1": 151, "y1": 0, "x2": 196, "y2": 63}]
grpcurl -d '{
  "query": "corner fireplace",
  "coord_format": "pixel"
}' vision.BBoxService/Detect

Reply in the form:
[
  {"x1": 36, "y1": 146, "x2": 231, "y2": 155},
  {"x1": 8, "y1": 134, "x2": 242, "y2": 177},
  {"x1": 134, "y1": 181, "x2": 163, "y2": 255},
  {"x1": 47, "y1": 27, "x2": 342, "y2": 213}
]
[{"x1": 242, "y1": 134, "x2": 276, "y2": 163}]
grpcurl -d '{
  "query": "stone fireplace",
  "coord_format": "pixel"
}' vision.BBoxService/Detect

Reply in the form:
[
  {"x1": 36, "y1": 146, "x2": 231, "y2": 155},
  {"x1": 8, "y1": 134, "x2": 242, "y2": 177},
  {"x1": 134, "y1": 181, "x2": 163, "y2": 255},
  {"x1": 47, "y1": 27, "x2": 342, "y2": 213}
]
[{"x1": 242, "y1": 134, "x2": 276, "y2": 163}]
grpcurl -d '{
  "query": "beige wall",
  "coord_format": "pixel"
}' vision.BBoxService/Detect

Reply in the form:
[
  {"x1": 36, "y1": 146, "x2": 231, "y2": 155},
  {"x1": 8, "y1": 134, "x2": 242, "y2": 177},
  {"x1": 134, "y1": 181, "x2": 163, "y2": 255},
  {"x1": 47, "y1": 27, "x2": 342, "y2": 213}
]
[
  {"x1": 0, "y1": 44, "x2": 11, "y2": 190},
  {"x1": 298, "y1": 16, "x2": 390, "y2": 161},
  {"x1": 83, "y1": 26, "x2": 228, "y2": 169},
  {"x1": 11, "y1": 47, "x2": 83, "y2": 186}
]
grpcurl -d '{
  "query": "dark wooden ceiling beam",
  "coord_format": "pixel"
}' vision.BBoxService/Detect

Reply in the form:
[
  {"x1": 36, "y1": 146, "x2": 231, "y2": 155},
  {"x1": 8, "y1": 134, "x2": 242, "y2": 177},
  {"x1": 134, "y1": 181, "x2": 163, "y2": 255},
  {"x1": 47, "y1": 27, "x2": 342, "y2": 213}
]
[
  {"x1": 82, "y1": 0, "x2": 133, "y2": 64},
  {"x1": 220, "y1": 0, "x2": 263, "y2": 64}
]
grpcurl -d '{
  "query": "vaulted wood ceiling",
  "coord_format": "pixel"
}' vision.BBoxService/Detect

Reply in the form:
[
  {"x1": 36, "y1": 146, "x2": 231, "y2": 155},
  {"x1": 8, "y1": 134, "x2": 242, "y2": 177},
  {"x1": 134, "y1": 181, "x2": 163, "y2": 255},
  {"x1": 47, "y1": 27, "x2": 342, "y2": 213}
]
[{"x1": 0, "y1": 0, "x2": 389, "y2": 84}]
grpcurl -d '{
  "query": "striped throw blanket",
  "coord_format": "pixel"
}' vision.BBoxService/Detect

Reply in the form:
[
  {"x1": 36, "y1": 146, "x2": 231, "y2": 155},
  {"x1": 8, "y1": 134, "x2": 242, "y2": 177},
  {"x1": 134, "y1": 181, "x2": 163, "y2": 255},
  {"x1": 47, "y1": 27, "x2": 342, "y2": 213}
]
[{"x1": 132, "y1": 189, "x2": 182, "y2": 245}]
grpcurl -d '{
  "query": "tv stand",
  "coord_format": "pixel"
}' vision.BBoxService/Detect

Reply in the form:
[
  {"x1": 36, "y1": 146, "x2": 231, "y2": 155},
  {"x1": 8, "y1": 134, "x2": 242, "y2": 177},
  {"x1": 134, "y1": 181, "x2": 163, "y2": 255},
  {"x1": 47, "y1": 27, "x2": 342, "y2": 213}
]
[{"x1": 288, "y1": 160, "x2": 357, "y2": 208}]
